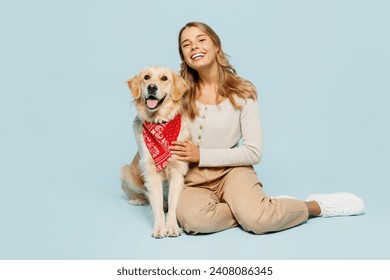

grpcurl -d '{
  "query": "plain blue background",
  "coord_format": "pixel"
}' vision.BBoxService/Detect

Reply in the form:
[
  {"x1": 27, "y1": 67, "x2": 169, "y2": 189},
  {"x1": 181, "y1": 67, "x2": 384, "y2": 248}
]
[{"x1": 1, "y1": 0, "x2": 389, "y2": 259}]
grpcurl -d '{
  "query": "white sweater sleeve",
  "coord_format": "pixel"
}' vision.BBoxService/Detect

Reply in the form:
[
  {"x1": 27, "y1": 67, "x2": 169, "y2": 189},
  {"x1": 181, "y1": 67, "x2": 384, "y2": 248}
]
[{"x1": 198, "y1": 98, "x2": 263, "y2": 167}]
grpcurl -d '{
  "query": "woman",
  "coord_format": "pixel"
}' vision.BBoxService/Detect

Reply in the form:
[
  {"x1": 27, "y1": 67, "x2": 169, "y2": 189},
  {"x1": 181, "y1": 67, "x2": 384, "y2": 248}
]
[{"x1": 170, "y1": 22, "x2": 365, "y2": 234}]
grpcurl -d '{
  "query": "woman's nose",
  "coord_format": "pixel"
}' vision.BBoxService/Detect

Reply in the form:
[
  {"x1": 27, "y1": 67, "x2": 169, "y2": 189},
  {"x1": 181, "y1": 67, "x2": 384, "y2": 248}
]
[{"x1": 192, "y1": 44, "x2": 199, "y2": 50}]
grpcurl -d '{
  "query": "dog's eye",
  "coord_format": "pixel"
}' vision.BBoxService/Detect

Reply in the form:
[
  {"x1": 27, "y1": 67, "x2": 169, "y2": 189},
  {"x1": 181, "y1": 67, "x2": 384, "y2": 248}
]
[
  {"x1": 144, "y1": 75, "x2": 150, "y2": 80},
  {"x1": 161, "y1": 76, "x2": 168, "y2": 81}
]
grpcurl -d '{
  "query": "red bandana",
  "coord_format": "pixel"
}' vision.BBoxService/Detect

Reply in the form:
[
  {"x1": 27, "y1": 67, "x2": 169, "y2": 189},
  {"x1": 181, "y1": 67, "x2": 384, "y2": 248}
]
[{"x1": 142, "y1": 114, "x2": 181, "y2": 172}]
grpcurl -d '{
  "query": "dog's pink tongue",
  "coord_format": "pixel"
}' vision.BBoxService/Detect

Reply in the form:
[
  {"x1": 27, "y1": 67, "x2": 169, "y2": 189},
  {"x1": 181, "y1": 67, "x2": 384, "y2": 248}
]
[{"x1": 147, "y1": 99, "x2": 159, "y2": 109}]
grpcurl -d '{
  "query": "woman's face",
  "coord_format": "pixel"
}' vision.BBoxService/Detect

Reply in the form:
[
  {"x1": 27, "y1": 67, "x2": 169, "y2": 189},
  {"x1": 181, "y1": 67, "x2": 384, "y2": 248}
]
[{"x1": 180, "y1": 26, "x2": 219, "y2": 72}]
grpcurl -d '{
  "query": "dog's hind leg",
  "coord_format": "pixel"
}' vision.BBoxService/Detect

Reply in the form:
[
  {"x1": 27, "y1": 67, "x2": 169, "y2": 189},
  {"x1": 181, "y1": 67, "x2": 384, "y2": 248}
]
[
  {"x1": 121, "y1": 181, "x2": 148, "y2": 205},
  {"x1": 120, "y1": 153, "x2": 148, "y2": 205}
]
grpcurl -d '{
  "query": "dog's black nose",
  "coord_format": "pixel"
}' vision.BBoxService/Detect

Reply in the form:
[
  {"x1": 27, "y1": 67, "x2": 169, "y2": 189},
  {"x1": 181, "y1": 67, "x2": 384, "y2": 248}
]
[{"x1": 147, "y1": 84, "x2": 158, "y2": 93}]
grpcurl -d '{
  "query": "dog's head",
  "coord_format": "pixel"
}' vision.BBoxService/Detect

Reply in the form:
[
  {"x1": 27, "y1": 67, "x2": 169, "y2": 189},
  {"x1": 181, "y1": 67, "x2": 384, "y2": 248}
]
[{"x1": 127, "y1": 66, "x2": 188, "y2": 123}]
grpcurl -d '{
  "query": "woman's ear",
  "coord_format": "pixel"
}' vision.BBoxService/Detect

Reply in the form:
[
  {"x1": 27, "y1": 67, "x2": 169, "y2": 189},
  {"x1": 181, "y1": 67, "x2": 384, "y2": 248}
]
[
  {"x1": 127, "y1": 74, "x2": 141, "y2": 99},
  {"x1": 171, "y1": 71, "x2": 189, "y2": 101}
]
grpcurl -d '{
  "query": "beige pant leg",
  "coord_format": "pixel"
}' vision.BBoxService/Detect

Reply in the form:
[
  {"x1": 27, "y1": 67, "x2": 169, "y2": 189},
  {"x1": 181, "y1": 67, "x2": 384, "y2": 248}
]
[
  {"x1": 176, "y1": 166, "x2": 238, "y2": 234},
  {"x1": 222, "y1": 166, "x2": 309, "y2": 234},
  {"x1": 176, "y1": 187, "x2": 238, "y2": 234}
]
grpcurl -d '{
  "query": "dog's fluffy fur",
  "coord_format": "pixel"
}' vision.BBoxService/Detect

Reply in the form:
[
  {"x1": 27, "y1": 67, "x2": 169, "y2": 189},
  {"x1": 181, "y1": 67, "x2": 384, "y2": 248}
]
[{"x1": 120, "y1": 66, "x2": 189, "y2": 238}]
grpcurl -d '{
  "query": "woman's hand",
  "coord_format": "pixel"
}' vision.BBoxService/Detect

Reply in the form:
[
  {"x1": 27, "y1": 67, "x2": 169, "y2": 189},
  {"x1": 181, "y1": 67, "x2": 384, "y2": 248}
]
[{"x1": 169, "y1": 139, "x2": 200, "y2": 163}]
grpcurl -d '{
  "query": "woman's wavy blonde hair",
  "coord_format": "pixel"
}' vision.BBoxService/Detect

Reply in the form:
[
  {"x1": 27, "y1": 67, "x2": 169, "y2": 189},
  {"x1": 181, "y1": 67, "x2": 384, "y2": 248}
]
[{"x1": 178, "y1": 22, "x2": 257, "y2": 119}]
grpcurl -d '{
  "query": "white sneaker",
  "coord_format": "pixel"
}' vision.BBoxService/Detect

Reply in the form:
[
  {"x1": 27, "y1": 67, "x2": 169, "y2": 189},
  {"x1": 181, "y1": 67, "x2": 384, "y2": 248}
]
[{"x1": 307, "y1": 192, "x2": 365, "y2": 218}]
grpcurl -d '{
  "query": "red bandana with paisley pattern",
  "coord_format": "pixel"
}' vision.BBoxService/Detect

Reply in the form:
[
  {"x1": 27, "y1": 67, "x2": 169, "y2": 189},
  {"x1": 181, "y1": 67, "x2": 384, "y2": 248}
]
[{"x1": 142, "y1": 114, "x2": 181, "y2": 172}]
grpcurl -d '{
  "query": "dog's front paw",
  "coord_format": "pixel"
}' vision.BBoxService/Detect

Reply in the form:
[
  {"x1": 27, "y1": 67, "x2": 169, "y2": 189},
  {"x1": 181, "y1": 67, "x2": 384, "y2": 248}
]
[
  {"x1": 166, "y1": 222, "x2": 182, "y2": 237},
  {"x1": 152, "y1": 225, "x2": 167, "y2": 239}
]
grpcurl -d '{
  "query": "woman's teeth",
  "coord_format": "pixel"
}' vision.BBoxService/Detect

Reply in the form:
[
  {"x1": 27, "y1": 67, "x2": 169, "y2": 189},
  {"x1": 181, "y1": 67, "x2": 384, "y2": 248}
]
[{"x1": 192, "y1": 53, "x2": 205, "y2": 60}]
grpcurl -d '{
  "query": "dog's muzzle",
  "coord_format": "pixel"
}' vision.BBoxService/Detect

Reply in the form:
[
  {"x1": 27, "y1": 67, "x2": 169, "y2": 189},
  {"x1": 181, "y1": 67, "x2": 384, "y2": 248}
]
[
  {"x1": 145, "y1": 84, "x2": 166, "y2": 111},
  {"x1": 147, "y1": 84, "x2": 158, "y2": 94}
]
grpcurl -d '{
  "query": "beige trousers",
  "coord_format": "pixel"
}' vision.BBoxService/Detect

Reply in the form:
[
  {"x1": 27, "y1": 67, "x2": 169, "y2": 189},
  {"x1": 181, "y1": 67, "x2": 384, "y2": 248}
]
[{"x1": 176, "y1": 165, "x2": 309, "y2": 234}]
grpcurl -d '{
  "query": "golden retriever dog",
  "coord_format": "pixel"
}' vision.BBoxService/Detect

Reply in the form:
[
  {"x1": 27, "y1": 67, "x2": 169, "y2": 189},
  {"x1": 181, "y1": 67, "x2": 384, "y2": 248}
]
[{"x1": 120, "y1": 66, "x2": 189, "y2": 238}]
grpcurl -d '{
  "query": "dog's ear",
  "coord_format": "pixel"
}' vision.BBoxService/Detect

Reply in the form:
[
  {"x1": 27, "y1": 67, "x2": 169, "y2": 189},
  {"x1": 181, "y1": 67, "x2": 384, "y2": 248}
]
[
  {"x1": 171, "y1": 71, "x2": 189, "y2": 101},
  {"x1": 127, "y1": 74, "x2": 141, "y2": 99}
]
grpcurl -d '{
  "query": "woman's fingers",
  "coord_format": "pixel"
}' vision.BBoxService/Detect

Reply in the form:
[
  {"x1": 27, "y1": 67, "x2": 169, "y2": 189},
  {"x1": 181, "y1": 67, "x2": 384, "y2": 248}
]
[
  {"x1": 169, "y1": 140, "x2": 199, "y2": 163},
  {"x1": 171, "y1": 141, "x2": 186, "y2": 147},
  {"x1": 170, "y1": 141, "x2": 188, "y2": 151}
]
